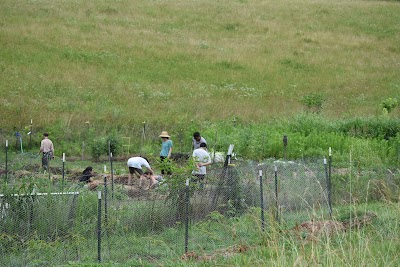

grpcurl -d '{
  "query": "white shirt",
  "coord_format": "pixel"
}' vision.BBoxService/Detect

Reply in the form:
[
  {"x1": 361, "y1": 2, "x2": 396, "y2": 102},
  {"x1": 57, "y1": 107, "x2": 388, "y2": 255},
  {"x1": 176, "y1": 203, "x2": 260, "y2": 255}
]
[
  {"x1": 127, "y1": 157, "x2": 150, "y2": 169},
  {"x1": 192, "y1": 148, "x2": 211, "y2": 175},
  {"x1": 193, "y1": 137, "x2": 207, "y2": 150}
]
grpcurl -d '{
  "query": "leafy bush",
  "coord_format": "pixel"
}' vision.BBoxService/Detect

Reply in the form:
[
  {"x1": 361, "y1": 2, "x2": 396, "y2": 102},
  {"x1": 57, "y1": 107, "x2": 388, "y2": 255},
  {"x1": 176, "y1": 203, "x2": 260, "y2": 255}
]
[
  {"x1": 380, "y1": 97, "x2": 398, "y2": 114},
  {"x1": 299, "y1": 93, "x2": 326, "y2": 113},
  {"x1": 89, "y1": 138, "x2": 106, "y2": 161}
]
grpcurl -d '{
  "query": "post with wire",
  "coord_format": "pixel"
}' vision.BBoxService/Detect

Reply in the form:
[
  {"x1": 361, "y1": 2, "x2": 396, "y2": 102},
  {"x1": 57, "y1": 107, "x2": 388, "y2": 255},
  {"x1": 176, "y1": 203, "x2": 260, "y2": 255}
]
[
  {"x1": 274, "y1": 164, "x2": 279, "y2": 224},
  {"x1": 97, "y1": 190, "x2": 102, "y2": 263},
  {"x1": 184, "y1": 178, "x2": 190, "y2": 254},
  {"x1": 327, "y1": 147, "x2": 333, "y2": 219},
  {"x1": 5, "y1": 140, "x2": 9, "y2": 183},
  {"x1": 61, "y1": 153, "x2": 65, "y2": 191},
  {"x1": 259, "y1": 170, "x2": 265, "y2": 231},
  {"x1": 107, "y1": 140, "x2": 114, "y2": 199}
]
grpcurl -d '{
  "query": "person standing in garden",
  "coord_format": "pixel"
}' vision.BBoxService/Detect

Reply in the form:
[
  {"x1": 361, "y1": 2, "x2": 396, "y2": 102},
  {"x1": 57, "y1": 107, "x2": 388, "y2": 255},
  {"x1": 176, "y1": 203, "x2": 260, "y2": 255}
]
[
  {"x1": 127, "y1": 156, "x2": 154, "y2": 187},
  {"x1": 193, "y1": 131, "x2": 207, "y2": 150},
  {"x1": 159, "y1": 131, "x2": 173, "y2": 175},
  {"x1": 38, "y1": 132, "x2": 54, "y2": 171},
  {"x1": 192, "y1": 142, "x2": 212, "y2": 187}
]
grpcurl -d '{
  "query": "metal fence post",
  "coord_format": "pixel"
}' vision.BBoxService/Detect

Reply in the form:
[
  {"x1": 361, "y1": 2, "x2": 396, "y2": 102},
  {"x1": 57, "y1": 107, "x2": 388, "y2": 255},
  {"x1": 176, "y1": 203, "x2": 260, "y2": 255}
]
[
  {"x1": 274, "y1": 164, "x2": 279, "y2": 223},
  {"x1": 104, "y1": 175, "x2": 108, "y2": 227},
  {"x1": 259, "y1": 170, "x2": 265, "y2": 231},
  {"x1": 328, "y1": 148, "x2": 333, "y2": 218},
  {"x1": 97, "y1": 191, "x2": 102, "y2": 263},
  {"x1": 324, "y1": 158, "x2": 333, "y2": 219},
  {"x1": 61, "y1": 153, "x2": 65, "y2": 191},
  {"x1": 110, "y1": 152, "x2": 114, "y2": 199},
  {"x1": 5, "y1": 140, "x2": 8, "y2": 183},
  {"x1": 184, "y1": 178, "x2": 190, "y2": 254}
]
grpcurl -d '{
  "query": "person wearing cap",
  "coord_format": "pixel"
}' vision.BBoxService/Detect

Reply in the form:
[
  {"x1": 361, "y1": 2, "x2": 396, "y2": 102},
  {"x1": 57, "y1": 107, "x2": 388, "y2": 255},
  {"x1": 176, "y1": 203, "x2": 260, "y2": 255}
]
[
  {"x1": 159, "y1": 131, "x2": 173, "y2": 175},
  {"x1": 192, "y1": 142, "x2": 212, "y2": 187},
  {"x1": 38, "y1": 132, "x2": 54, "y2": 171},
  {"x1": 127, "y1": 156, "x2": 153, "y2": 187},
  {"x1": 193, "y1": 132, "x2": 207, "y2": 150}
]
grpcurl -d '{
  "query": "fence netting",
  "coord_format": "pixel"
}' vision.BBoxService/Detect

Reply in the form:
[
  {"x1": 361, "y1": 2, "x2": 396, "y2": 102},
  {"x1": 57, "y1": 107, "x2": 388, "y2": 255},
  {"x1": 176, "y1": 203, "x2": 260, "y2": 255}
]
[{"x1": 3, "y1": 155, "x2": 396, "y2": 265}]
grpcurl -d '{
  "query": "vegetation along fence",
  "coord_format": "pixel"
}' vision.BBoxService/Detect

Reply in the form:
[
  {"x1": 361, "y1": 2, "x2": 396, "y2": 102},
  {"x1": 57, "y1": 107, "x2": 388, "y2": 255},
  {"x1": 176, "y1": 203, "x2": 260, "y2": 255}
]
[{"x1": 0, "y1": 153, "x2": 398, "y2": 265}]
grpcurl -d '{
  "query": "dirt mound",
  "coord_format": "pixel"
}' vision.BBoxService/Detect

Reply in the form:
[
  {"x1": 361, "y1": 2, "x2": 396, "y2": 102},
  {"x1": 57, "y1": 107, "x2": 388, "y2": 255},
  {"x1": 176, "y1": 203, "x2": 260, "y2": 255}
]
[{"x1": 294, "y1": 212, "x2": 377, "y2": 241}]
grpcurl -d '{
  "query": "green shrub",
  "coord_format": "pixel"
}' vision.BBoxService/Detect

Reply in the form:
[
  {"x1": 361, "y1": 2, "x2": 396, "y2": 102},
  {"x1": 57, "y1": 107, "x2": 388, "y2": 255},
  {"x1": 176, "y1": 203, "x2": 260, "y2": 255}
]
[
  {"x1": 299, "y1": 93, "x2": 325, "y2": 114},
  {"x1": 89, "y1": 138, "x2": 106, "y2": 161},
  {"x1": 380, "y1": 97, "x2": 398, "y2": 114}
]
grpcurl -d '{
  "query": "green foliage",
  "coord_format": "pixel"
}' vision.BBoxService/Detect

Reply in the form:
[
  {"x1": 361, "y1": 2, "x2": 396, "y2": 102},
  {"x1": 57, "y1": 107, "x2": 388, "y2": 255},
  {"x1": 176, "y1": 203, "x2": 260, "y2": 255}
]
[
  {"x1": 380, "y1": 97, "x2": 398, "y2": 114},
  {"x1": 106, "y1": 133, "x2": 121, "y2": 156},
  {"x1": 89, "y1": 138, "x2": 105, "y2": 161},
  {"x1": 299, "y1": 93, "x2": 325, "y2": 113}
]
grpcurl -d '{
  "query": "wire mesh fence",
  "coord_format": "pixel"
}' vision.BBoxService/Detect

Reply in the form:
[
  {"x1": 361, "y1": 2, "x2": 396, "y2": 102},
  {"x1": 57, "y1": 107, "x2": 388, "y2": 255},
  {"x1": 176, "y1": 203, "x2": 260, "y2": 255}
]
[{"x1": 0, "y1": 153, "x2": 399, "y2": 265}]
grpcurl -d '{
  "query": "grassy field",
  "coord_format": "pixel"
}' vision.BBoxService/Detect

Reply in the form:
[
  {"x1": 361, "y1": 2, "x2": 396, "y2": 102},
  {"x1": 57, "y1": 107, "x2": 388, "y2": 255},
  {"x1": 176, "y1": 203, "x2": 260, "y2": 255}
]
[
  {"x1": 1, "y1": 2, "x2": 399, "y2": 265},
  {"x1": 1, "y1": 0, "x2": 400, "y2": 130}
]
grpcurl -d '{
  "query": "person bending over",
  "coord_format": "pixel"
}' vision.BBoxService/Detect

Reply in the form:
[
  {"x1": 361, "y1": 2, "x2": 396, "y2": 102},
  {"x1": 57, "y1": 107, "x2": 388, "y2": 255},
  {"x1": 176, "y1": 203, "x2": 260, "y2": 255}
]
[{"x1": 127, "y1": 156, "x2": 153, "y2": 187}]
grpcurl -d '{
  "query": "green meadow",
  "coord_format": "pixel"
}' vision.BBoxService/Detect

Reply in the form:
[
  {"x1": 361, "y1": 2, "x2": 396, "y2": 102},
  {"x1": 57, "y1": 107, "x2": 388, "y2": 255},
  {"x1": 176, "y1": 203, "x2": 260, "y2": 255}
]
[{"x1": 1, "y1": 0, "x2": 399, "y2": 129}]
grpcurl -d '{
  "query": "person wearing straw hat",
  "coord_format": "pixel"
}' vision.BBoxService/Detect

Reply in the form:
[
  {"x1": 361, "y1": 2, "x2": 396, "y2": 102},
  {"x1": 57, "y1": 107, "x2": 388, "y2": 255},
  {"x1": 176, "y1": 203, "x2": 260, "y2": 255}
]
[{"x1": 159, "y1": 131, "x2": 173, "y2": 175}]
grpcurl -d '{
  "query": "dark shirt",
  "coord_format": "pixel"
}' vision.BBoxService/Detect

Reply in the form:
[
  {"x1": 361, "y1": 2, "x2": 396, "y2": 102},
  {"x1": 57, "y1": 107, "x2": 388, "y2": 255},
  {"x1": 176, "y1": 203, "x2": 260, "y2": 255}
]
[{"x1": 79, "y1": 173, "x2": 93, "y2": 183}]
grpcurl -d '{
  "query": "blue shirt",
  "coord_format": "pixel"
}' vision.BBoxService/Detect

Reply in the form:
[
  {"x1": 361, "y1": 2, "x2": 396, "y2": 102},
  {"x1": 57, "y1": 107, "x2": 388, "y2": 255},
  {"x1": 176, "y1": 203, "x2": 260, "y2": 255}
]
[{"x1": 160, "y1": 139, "x2": 173, "y2": 157}]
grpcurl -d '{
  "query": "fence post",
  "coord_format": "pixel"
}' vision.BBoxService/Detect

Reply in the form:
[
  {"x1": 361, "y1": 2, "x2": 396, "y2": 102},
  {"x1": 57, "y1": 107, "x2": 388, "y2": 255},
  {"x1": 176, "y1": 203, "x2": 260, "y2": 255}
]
[
  {"x1": 283, "y1": 135, "x2": 288, "y2": 161},
  {"x1": 324, "y1": 157, "x2": 333, "y2": 219},
  {"x1": 274, "y1": 164, "x2": 279, "y2": 223},
  {"x1": 328, "y1": 148, "x2": 333, "y2": 218},
  {"x1": 97, "y1": 190, "x2": 102, "y2": 263},
  {"x1": 184, "y1": 178, "x2": 190, "y2": 254},
  {"x1": 259, "y1": 170, "x2": 265, "y2": 231},
  {"x1": 61, "y1": 153, "x2": 65, "y2": 191},
  {"x1": 110, "y1": 152, "x2": 114, "y2": 199},
  {"x1": 5, "y1": 140, "x2": 8, "y2": 183},
  {"x1": 104, "y1": 175, "x2": 108, "y2": 227}
]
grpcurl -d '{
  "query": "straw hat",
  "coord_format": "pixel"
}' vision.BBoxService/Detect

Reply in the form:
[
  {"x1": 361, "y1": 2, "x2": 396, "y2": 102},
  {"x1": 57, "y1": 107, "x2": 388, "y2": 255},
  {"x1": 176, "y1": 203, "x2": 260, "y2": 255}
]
[{"x1": 159, "y1": 131, "x2": 170, "y2": 138}]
